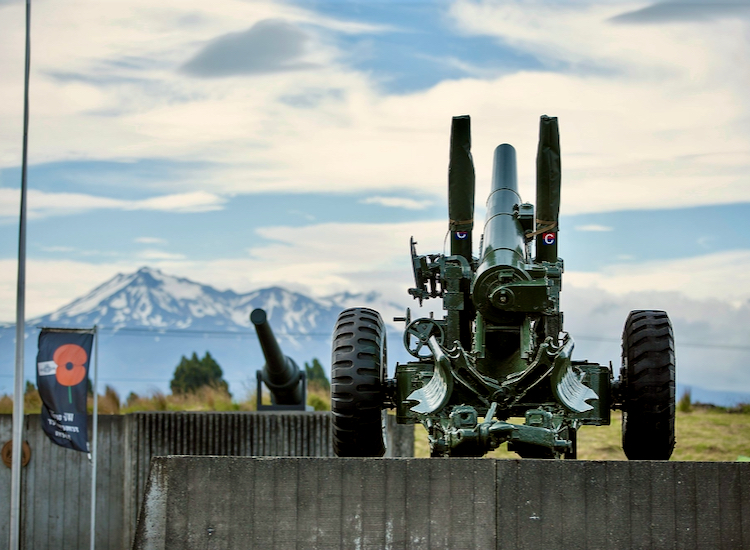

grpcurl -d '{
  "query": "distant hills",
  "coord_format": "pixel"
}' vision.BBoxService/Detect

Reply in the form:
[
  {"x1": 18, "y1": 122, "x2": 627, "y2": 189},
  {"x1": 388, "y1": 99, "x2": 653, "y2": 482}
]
[
  {"x1": 0, "y1": 267, "x2": 408, "y2": 398},
  {"x1": 36, "y1": 266, "x2": 399, "y2": 334}
]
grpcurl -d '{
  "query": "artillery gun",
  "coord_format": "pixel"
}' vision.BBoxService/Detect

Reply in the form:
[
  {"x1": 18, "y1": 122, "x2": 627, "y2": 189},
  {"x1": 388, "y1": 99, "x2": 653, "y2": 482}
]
[
  {"x1": 331, "y1": 115, "x2": 675, "y2": 459},
  {"x1": 251, "y1": 308, "x2": 308, "y2": 411}
]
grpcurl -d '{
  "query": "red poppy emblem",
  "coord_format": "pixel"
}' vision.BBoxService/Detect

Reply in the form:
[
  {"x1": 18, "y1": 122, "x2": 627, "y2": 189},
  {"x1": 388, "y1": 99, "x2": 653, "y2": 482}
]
[{"x1": 53, "y1": 344, "x2": 88, "y2": 387}]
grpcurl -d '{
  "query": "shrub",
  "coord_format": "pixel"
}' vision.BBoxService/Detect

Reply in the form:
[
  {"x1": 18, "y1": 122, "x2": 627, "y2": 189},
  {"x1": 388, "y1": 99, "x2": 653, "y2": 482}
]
[{"x1": 678, "y1": 388, "x2": 693, "y2": 413}]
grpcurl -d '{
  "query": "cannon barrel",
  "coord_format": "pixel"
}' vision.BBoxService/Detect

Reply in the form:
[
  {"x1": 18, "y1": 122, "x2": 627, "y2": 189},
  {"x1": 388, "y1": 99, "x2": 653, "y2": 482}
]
[
  {"x1": 472, "y1": 144, "x2": 528, "y2": 319},
  {"x1": 251, "y1": 308, "x2": 304, "y2": 405},
  {"x1": 535, "y1": 115, "x2": 561, "y2": 264}
]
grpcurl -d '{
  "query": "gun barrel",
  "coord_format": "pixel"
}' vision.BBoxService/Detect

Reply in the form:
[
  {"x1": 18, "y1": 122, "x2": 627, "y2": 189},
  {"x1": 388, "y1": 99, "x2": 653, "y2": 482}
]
[
  {"x1": 475, "y1": 144, "x2": 525, "y2": 273},
  {"x1": 251, "y1": 308, "x2": 304, "y2": 405},
  {"x1": 472, "y1": 144, "x2": 529, "y2": 320}
]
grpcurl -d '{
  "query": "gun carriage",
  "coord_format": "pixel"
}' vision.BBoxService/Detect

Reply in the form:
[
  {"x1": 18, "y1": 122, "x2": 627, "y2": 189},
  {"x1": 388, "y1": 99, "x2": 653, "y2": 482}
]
[{"x1": 331, "y1": 115, "x2": 676, "y2": 459}]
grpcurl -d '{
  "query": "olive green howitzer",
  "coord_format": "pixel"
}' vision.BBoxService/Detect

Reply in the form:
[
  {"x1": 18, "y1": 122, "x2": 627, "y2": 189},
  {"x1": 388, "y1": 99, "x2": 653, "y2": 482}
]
[{"x1": 331, "y1": 115, "x2": 676, "y2": 459}]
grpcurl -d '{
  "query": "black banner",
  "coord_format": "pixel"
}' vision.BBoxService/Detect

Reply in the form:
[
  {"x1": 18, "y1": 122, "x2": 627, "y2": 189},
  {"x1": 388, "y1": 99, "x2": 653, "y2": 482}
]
[{"x1": 36, "y1": 329, "x2": 94, "y2": 452}]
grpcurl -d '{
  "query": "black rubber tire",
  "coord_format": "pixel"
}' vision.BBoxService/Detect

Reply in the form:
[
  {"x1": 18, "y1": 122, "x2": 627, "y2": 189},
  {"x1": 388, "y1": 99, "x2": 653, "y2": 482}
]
[
  {"x1": 331, "y1": 307, "x2": 387, "y2": 457},
  {"x1": 621, "y1": 310, "x2": 676, "y2": 460}
]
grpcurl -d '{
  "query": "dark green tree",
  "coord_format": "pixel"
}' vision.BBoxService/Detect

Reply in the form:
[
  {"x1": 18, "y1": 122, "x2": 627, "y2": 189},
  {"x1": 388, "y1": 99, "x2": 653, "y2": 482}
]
[
  {"x1": 304, "y1": 358, "x2": 330, "y2": 392},
  {"x1": 170, "y1": 351, "x2": 228, "y2": 394}
]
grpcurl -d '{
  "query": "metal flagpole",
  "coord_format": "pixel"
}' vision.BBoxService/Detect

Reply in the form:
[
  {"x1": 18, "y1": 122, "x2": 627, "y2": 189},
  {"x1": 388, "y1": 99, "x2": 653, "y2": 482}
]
[
  {"x1": 10, "y1": 0, "x2": 32, "y2": 548},
  {"x1": 90, "y1": 326, "x2": 99, "y2": 550}
]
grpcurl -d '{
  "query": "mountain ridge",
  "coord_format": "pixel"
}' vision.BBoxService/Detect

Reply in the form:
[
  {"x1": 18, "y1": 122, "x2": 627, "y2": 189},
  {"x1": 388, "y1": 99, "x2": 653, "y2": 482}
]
[
  {"x1": 30, "y1": 266, "x2": 405, "y2": 334},
  {"x1": 0, "y1": 266, "x2": 411, "y2": 397}
]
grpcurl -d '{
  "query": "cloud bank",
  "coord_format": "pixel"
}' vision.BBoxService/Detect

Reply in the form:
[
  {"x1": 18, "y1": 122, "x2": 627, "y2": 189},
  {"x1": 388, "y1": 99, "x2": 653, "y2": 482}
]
[
  {"x1": 1, "y1": 0, "x2": 748, "y2": 214},
  {"x1": 0, "y1": 189, "x2": 226, "y2": 219}
]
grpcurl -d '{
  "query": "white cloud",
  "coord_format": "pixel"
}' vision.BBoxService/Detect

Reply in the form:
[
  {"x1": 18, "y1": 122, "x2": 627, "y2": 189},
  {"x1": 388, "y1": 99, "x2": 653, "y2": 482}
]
[
  {"x1": 360, "y1": 196, "x2": 431, "y2": 210},
  {"x1": 574, "y1": 224, "x2": 613, "y2": 232},
  {"x1": 244, "y1": 219, "x2": 447, "y2": 297},
  {"x1": 0, "y1": 189, "x2": 226, "y2": 219},
  {"x1": 138, "y1": 250, "x2": 186, "y2": 261},
  {"x1": 566, "y1": 250, "x2": 750, "y2": 304},
  {"x1": 134, "y1": 237, "x2": 167, "y2": 244},
  {"x1": 449, "y1": 0, "x2": 746, "y2": 82},
  {"x1": 133, "y1": 191, "x2": 226, "y2": 212}
]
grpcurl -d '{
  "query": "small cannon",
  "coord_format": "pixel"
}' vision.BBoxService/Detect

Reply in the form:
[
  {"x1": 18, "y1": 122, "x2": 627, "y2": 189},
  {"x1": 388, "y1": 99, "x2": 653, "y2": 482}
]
[{"x1": 251, "y1": 308, "x2": 307, "y2": 411}]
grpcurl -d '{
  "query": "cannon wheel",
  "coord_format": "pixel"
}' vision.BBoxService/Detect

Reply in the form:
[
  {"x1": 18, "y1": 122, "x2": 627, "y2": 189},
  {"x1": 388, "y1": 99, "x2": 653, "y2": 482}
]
[
  {"x1": 621, "y1": 310, "x2": 676, "y2": 460},
  {"x1": 331, "y1": 307, "x2": 387, "y2": 457}
]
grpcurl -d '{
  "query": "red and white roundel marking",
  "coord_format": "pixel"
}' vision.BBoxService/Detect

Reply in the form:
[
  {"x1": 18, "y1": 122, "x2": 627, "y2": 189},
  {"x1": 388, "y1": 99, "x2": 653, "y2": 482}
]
[
  {"x1": 455, "y1": 231, "x2": 468, "y2": 240},
  {"x1": 543, "y1": 232, "x2": 556, "y2": 245}
]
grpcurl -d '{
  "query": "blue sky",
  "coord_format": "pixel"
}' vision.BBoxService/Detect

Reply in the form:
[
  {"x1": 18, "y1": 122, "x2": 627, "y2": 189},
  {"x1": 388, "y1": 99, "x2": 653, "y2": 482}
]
[{"x1": 1, "y1": 0, "x2": 750, "y2": 395}]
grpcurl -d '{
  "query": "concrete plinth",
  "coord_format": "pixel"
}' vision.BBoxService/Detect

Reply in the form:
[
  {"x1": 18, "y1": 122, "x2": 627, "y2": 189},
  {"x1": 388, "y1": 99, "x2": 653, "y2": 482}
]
[{"x1": 133, "y1": 457, "x2": 750, "y2": 550}]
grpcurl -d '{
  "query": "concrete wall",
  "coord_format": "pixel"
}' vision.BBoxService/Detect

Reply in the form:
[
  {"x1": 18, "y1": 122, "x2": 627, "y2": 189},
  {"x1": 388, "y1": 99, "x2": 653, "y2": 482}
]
[
  {"x1": 133, "y1": 457, "x2": 750, "y2": 550},
  {"x1": 0, "y1": 412, "x2": 413, "y2": 549},
  {"x1": 121, "y1": 411, "x2": 338, "y2": 546}
]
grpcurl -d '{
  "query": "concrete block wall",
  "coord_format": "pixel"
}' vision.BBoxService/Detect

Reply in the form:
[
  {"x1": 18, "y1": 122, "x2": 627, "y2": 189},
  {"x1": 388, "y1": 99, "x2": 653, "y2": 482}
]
[
  {"x1": 122, "y1": 411, "x2": 338, "y2": 546},
  {"x1": 133, "y1": 457, "x2": 750, "y2": 550}
]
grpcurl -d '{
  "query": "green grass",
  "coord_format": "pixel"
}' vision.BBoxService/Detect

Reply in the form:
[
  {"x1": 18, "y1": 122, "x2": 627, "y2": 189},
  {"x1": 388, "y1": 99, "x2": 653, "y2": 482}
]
[
  {"x1": 0, "y1": 382, "x2": 332, "y2": 414},
  {"x1": 5, "y1": 384, "x2": 747, "y2": 461},
  {"x1": 412, "y1": 405, "x2": 750, "y2": 461}
]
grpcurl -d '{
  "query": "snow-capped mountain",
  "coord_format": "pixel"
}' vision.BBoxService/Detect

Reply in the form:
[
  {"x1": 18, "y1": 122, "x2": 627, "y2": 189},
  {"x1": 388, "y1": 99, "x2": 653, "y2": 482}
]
[
  {"x1": 35, "y1": 267, "x2": 408, "y2": 334},
  {"x1": 36, "y1": 267, "x2": 342, "y2": 335},
  {"x1": 1, "y1": 267, "x2": 411, "y2": 397}
]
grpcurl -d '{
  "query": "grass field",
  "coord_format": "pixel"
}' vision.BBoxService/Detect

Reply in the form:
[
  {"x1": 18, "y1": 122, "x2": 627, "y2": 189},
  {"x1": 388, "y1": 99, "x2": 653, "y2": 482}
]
[
  {"x1": 0, "y1": 383, "x2": 332, "y2": 414},
  {"x1": 3, "y1": 385, "x2": 748, "y2": 461},
  {"x1": 412, "y1": 405, "x2": 750, "y2": 461}
]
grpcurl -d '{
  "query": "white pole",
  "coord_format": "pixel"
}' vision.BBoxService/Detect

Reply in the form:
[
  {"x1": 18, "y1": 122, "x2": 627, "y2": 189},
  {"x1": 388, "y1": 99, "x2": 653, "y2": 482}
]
[
  {"x1": 10, "y1": 1, "x2": 31, "y2": 549},
  {"x1": 90, "y1": 326, "x2": 99, "y2": 550}
]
